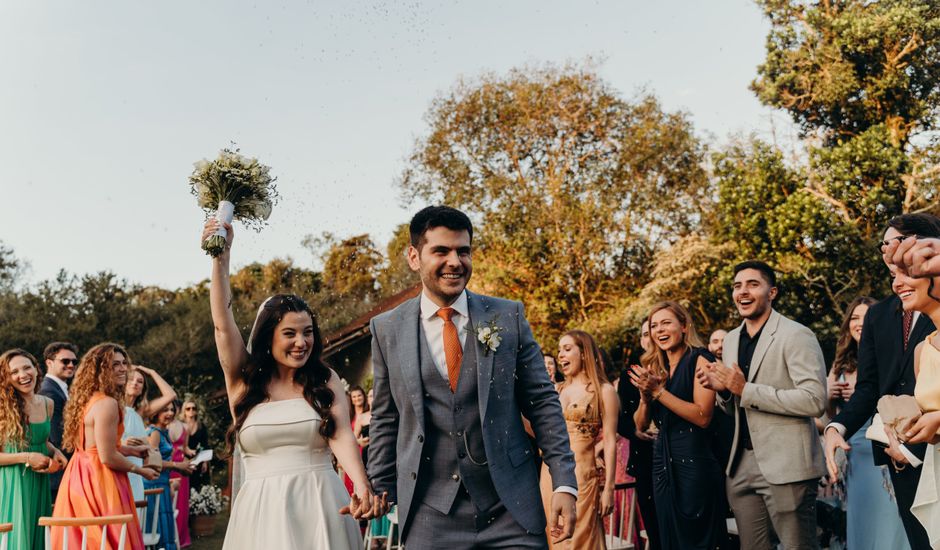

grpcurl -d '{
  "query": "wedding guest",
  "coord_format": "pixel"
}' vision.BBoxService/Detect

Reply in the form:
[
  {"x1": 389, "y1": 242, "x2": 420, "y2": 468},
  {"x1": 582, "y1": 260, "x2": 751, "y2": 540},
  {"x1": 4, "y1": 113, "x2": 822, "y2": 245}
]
[
  {"x1": 698, "y1": 261, "x2": 827, "y2": 550},
  {"x1": 708, "y1": 330, "x2": 727, "y2": 362},
  {"x1": 124, "y1": 365, "x2": 176, "y2": 502},
  {"x1": 540, "y1": 330, "x2": 619, "y2": 550},
  {"x1": 617, "y1": 319, "x2": 661, "y2": 550},
  {"x1": 53, "y1": 343, "x2": 157, "y2": 550},
  {"x1": 181, "y1": 399, "x2": 210, "y2": 490},
  {"x1": 826, "y1": 296, "x2": 910, "y2": 550},
  {"x1": 168, "y1": 400, "x2": 194, "y2": 548},
  {"x1": 39, "y1": 341, "x2": 78, "y2": 500},
  {"x1": 203, "y1": 219, "x2": 382, "y2": 550},
  {"x1": 0, "y1": 349, "x2": 67, "y2": 550},
  {"x1": 146, "y1": 401, "x2": 194, "y2": 550},
  {"x1": 631, "y1": 302, "x2": 726, "y2": 549},
  {"x1": 351, "y1": 386, "x2": 371, "y2": 466},
  {"x1": 543, "y1": 352, "x2": 559, "y2": 383},
  {"x1": 824, "y1": 214, "x2": 940, "y2": 550}
]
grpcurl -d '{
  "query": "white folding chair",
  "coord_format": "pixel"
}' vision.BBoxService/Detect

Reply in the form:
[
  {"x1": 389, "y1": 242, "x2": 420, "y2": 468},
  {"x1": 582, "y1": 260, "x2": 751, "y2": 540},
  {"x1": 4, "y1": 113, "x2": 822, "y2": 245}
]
[
  {"x1": 39, "y1": 514, "x2": 134, "y2": 550},
  {"x1": 605, "y1": 482, "x2": 638, "y2": 550},
  {"x1": 0, "y1": 523, "x2": 12, "y2": 550},
  {"x1": 141, "y1": 488, "x2": 163, "y2": 550},
  {"x1": 385, "y1": 506, "x2": 402, "y2": 550},
  {"x1": 172, "y1": 485, "x2": 181, "y2": 546}
]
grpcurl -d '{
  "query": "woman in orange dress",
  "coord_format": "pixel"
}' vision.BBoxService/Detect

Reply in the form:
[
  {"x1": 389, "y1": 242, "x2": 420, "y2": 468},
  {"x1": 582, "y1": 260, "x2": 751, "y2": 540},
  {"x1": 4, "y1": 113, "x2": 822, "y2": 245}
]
[{"x1": 52, "y1": 343, "x2": 159, "y2": 550}]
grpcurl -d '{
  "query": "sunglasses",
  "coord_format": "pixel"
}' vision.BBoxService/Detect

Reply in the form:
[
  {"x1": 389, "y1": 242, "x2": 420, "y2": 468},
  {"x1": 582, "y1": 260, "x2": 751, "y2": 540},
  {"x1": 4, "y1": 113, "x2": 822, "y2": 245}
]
[
  {"x1": 59, "y1": 358, "x2": 79, "y2": 366},
  {"x1": 183, "y1": 406, "x2": 196, "y2": 411}
]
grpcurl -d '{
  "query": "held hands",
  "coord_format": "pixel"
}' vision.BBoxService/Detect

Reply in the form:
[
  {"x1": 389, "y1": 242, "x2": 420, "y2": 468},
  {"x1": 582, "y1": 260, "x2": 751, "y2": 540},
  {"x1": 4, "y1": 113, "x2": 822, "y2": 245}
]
[
  {"x1": 126, "y1": 444, "x2": 151, "y2": 459},
  {"x1": 827, "y1": 379, "x2": 849, "y2": 401},
  {"x1": 339, "y1": 487, "x2": 389, "y2": 520},
  {"x1": 24, "y1": 453, "x2": 51, "y2": 472},
  {"x1": 884, "y1": 426, "x2": 911, "y2": 467},
  {"x1": 549, "y1": 491, "x2": 577, "y2": 543},
  {"x1": 176, "y1": 459, "x2": 196, "y2": 476},
  {"x1": 823, "y1": 427, "x2": 851, "y2": 483},
  {"x1": 885, "y1": 236, "x2": 940, "y2": 278},
  {"x1": 201, "y1": 220, "x2": 234, "y2": 256},
  {"x1": 134, "y1": 465, "x2": 160, "y2": 481}
]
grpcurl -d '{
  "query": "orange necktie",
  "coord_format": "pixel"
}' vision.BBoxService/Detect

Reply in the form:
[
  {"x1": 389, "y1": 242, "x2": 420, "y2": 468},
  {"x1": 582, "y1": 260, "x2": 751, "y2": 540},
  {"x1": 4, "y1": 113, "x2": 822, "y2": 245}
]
[{"x1": 437, "y1": 307, "x2": 463, "y2": 392}]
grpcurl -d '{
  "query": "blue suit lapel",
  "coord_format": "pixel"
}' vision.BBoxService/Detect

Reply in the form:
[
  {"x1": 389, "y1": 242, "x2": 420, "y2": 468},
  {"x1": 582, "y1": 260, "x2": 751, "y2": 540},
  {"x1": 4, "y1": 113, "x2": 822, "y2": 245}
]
[
  {"x1": 467, "y1": 291, "x2": 496, "y2": 418},
  {"x1": 396, "y1": 298, "x2": 425, "y2": 431}
]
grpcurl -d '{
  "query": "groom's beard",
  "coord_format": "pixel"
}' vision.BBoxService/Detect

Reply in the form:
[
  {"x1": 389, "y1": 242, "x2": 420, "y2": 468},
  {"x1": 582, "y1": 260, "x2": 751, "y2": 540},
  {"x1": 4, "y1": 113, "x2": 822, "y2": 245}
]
[{"x1": 423, "y1": 269, "x2": 470, "y2": 304}]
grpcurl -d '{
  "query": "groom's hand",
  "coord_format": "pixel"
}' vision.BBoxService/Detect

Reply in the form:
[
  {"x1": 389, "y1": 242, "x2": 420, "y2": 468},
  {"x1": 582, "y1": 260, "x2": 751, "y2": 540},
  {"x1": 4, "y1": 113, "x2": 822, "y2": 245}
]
[{"x1": 549, "y1": 492, "x2": 576, "y2": 543}]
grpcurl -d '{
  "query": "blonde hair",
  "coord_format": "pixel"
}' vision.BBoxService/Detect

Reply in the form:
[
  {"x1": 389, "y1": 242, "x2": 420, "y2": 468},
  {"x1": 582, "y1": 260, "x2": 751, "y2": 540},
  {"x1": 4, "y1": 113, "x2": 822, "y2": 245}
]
[
  {"x1": 641, "y1": 301, "x2": 703, "y2": 380},
  {"x1": 0, "y1": 349, "x2": 43, "y2": 450},
  {"x1": 62, "y1": 343, "x2": 128, "y2": 452},
  {"x1": 557, "y1": 330, "x2": 609, "y2": 418}
]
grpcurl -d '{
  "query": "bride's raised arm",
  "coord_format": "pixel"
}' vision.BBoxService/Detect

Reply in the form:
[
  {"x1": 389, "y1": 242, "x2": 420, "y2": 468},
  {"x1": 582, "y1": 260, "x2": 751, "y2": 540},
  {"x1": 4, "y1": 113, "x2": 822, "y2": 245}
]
[{"x1": 204, "y1": 219, "x2": 249, "y2": 400}]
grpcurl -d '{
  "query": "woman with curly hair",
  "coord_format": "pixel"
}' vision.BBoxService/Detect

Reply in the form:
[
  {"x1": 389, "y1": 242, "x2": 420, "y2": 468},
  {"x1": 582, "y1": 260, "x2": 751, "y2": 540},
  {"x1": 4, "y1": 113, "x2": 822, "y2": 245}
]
[
  {"x1": 0, "y1": 349, "x2": 67, "y2": 550},
  {"x1": 202, "y1": 220, "x2": 386, "y2": 550},
  {"x1": 52, "y1": 343, "x2": 159, "y2": 550}
]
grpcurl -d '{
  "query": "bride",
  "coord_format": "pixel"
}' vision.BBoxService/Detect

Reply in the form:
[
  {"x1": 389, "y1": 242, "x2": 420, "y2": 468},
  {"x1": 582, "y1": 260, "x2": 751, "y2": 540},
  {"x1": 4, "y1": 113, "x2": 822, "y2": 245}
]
[
  {"x1": 888, "y1": 245, "x2": 940, "y2": 548},
  {"x1": 203, "y1": 220, "x2": 387, "y2": 550}
]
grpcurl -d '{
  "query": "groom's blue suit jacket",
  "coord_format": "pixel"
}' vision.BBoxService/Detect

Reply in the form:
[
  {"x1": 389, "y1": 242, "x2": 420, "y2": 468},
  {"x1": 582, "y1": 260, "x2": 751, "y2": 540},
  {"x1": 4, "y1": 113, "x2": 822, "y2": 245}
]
[{"x1": 367, "y1": 290, "x2": 577, "y2": 536}]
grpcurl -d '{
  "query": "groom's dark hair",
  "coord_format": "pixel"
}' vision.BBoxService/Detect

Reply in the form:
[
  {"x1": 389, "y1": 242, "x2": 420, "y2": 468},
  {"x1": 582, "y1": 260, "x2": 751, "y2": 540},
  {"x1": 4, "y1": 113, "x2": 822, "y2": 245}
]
[{"x1": 409, "y1": 206, "x2": 474, "y2": 248}]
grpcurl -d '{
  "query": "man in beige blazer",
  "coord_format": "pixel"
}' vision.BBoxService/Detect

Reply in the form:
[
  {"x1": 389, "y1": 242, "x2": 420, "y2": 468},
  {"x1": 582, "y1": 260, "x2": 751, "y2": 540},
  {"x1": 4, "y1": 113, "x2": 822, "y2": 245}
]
[{"x1": 698, "y1": 260, "x2": 827, "y2": 550}]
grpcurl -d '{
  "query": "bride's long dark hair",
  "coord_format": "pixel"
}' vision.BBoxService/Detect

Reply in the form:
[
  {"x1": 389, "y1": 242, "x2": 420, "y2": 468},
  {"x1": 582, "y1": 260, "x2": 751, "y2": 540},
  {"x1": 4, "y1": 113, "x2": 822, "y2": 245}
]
[{"x1": 225, "y1": 294, "x2": 336, "y2": 453}]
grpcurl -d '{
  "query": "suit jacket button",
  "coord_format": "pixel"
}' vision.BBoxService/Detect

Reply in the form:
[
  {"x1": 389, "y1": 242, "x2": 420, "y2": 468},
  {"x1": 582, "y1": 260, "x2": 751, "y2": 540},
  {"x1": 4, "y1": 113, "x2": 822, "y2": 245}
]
[
  {"x1": 452, "y1": 474, "x2": 459, "y2": 481},
  {"x1": 418, "y1": 435, "x2": 424, "y2": 443},
  {"x1": 411, "y1": 472, "x2": 416, "y2": 480},
  {"x1": 458, "y1": 452, "x2": 466, "y2": 459},
  {"x1": 456, "y1": 431, "x2": 463, "y2": 437}
]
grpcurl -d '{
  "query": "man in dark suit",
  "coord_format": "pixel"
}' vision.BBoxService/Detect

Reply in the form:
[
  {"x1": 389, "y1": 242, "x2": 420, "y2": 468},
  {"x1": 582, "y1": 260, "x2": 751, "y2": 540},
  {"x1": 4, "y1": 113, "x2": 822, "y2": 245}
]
[
  {"x1": 39, "y1": 341, "x2": 78, "y2": 500},
  {"x1": 824, "y1": 213, "x2": 940, "y2": 550},
  {"x1": 617, "y1": 319, "x2": 661, "y2": 550}
]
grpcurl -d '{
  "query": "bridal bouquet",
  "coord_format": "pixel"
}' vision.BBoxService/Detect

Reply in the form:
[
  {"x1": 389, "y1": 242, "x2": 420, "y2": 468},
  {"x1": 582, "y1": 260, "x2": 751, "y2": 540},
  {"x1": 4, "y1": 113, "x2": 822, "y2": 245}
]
[{"x1": 189, "y1": 147, "x2": 279, "y2": 257}]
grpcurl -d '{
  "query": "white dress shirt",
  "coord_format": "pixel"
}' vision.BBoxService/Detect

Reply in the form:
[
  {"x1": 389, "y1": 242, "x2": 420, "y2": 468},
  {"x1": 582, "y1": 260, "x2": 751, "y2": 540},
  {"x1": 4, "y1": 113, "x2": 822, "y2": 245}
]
[
  {"x1": 46, "y1": 373, "x2": 69, "y2": 399},
  {"x1": 418, "y1": 289, "x2": 578, "y2": 497},
  {"x1": 420, "y1": 289, "x2": 470, "y2": 382}
]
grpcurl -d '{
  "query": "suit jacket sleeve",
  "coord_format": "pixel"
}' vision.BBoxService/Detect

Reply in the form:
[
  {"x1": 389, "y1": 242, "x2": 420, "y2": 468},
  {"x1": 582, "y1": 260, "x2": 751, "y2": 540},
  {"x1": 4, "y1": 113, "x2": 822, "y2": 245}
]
[
  {"x1": 740, "y1": 325, "x2": 827, "y2": 417},
  {"x1": 617, "y1": 369, "x2": 640, "y2": 439},
  {"x1": 832, "y1": 306, "x2": 881, "y2": 438},
  {"x1": 366, "y1": 318, "x2": 399, "y2": 501},
  {"x1": 513, "y1": 302, "x2": 578, "y2": 491},
  {"x1": 38, "y1": 381, "x2": 65, "y2": 448}
]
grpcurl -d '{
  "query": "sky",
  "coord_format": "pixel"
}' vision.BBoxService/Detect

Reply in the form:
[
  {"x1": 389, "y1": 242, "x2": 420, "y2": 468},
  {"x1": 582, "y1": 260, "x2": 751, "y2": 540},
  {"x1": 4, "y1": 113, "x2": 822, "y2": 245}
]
[{"x1": 0, "y1": 0, "x2": 791, "y2": 290}]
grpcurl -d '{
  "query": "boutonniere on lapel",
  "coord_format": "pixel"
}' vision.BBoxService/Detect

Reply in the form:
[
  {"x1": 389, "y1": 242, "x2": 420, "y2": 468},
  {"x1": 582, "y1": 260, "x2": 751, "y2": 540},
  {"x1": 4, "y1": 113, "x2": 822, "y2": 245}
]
[{"x1": 473, "y1": 318, "x2": 503, "y2": 356}]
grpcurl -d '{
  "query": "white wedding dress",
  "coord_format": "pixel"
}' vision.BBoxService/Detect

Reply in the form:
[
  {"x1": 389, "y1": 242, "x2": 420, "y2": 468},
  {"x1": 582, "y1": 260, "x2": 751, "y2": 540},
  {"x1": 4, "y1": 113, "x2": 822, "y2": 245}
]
[{"x1": 222, "y1": 398, "x2": 361, "y2": 550}]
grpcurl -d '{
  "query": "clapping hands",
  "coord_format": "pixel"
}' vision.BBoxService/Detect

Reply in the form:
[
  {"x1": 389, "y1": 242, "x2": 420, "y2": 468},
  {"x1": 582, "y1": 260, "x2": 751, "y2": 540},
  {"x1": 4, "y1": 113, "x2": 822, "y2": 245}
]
[
  {"x1": 628, "y1": 365, "x2": 664, "y2": 401},
  {"x1": 696, "y1": 361, "x2": 747, "y2": 396}
]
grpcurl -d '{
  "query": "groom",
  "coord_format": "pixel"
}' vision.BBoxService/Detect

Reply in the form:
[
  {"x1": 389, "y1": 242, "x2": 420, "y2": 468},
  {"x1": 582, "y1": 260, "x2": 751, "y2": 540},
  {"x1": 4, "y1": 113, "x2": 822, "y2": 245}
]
[{"x1": 367, "y1": 206, "x2": 577, "y2": 549}]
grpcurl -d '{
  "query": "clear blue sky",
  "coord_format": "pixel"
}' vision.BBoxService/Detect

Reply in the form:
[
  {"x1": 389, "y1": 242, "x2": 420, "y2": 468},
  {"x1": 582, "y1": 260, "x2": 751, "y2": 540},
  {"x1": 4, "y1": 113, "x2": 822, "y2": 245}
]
[{"x1": 0, "y1": 0, "x2": 789, "y2": 289}]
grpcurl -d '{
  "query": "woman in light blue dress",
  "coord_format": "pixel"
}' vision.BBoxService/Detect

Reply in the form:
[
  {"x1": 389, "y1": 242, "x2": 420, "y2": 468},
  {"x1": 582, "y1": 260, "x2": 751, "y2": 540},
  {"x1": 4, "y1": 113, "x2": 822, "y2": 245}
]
[
  {"x1": 124, "y1": 365, "x2": 178, "y2": 502},
  {"x1": 827, "y1": 297, "x2": 910, "y2": 550}
]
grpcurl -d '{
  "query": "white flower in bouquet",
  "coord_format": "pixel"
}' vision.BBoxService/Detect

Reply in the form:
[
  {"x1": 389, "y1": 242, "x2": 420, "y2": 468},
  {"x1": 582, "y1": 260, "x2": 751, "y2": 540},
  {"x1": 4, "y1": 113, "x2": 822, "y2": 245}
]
[
  {"x1": 189, "y1": 147, "x2": 279, "y2": 257},
  {"x1": 190, "y1": 484, "x2": 227, "y2": 516}
]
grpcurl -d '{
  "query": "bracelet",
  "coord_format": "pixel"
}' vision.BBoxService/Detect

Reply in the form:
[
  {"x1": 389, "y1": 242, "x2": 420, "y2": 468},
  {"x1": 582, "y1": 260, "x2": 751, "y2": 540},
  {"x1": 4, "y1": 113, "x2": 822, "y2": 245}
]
[{"x1": 652, "y1": 388, "x2": 665, "y2": 401}]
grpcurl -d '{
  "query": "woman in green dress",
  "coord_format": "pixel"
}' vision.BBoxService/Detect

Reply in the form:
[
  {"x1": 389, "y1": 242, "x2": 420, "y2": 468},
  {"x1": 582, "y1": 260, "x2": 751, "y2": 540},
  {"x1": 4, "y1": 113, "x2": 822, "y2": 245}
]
[{"x1": 0, "y1": 349, "x2": 68, "y2": 550}]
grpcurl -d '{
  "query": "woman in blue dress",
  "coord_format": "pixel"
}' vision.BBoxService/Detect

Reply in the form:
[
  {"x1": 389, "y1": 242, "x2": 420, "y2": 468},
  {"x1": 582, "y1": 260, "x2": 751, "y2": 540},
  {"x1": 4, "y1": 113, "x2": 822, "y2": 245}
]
[
  {"x1": 826, "y1": 296, "x2": 910, "y2": 550},
  {"x1": 631, "y1": 301, "x2": 726, "y2": 550},
  {"x1": 145, "y1": 401, "x2": 195, "y2": 550}
]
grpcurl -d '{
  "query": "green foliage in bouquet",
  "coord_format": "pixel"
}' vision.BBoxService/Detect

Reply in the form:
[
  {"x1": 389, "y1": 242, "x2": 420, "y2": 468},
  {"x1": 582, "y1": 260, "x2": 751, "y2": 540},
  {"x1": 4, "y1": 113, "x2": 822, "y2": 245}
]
[{"x1": 189, "y1": 147, "x2": 279, "y2": 257}]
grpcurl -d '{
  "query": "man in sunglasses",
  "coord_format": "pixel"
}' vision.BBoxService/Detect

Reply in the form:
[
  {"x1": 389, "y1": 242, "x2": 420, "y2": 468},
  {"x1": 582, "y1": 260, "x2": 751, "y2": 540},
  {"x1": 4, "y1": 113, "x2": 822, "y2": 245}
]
[{"x1": 39, "y1": 341, "x2": 79, "y2": 500}]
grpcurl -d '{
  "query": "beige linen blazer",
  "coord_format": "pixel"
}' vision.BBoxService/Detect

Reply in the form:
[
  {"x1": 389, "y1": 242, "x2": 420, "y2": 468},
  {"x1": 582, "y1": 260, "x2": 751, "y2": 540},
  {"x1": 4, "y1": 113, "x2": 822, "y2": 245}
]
[{"x1": 717, "y1": 309, "x2": 827, "y2": 484}]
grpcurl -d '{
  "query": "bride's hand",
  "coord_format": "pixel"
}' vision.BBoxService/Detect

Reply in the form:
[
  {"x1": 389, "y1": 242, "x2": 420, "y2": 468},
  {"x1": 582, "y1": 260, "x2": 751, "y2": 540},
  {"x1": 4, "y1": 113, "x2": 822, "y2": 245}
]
[
  {"x1": 905, "y1": 411, "x2": 940, "y2": 445},
  {"x1": 201, "y1": 220, "x2": 234, "y2": 254}
]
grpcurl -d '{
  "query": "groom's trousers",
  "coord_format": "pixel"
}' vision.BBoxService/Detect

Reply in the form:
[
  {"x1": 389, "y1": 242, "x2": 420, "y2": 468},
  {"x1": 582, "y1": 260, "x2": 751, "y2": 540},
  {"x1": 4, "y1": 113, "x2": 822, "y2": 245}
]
[{"x1": 404, "y1": 486, "x2": 547, "y2": 550}]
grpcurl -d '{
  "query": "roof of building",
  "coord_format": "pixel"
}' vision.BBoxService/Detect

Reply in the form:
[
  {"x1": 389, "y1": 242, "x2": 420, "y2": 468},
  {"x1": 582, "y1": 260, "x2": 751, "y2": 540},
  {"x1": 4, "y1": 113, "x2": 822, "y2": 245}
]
[{"x1": 322, "y1": 283, "x2": 422, "y2": 357}]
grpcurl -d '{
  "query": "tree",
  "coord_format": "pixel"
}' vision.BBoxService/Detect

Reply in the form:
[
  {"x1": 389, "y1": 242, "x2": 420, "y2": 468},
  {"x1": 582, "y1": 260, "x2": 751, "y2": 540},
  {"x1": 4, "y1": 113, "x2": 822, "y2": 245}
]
[{"x1": 400, "y1": 63, "x2": 710, "y2": 343}]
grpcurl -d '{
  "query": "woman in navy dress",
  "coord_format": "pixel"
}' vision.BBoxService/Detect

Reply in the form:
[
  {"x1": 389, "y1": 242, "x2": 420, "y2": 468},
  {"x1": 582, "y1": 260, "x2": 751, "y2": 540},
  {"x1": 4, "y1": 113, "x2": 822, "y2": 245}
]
[{"x1": 630, "y1": 301, "x2": 727, "y2": 550}]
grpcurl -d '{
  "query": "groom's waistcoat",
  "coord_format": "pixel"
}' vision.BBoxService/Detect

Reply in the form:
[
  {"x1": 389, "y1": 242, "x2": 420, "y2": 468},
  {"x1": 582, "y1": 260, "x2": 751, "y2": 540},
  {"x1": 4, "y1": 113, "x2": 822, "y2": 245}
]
[{"x1": 416, "y1": 324, "x2": 499, "y2": 514}]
